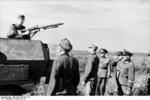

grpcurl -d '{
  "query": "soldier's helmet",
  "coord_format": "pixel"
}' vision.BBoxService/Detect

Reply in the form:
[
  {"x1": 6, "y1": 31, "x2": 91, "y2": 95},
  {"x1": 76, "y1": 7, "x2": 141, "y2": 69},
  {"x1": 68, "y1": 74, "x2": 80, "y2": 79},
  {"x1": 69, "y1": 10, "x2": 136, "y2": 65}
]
[
  {"x1": 99, "y1": 48, "x2": 108, "y2": 53},
  {"x1": 88, "y1": 44, "x2": 98, "y2": 51},
  {"x1": 59, "y1": 38, "x2": 73, "y2": 51},
  {"x1": 123, "y1": 49, "x2": 133, "y2": 57}
]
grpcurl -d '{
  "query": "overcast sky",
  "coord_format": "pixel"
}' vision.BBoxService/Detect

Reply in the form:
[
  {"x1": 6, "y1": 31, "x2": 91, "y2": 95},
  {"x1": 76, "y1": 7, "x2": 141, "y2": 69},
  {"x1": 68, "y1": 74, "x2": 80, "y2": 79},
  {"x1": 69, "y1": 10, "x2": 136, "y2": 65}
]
[{"x1": 0, "y1": 0, "x2": 150, "y2": 53}]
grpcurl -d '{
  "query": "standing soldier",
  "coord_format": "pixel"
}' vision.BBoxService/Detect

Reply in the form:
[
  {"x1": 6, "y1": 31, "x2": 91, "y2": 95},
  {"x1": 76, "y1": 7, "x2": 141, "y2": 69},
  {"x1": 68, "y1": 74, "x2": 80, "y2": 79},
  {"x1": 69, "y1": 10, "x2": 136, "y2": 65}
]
[
  {"x1": 81, "y1": 44, "x2": 99, "y2": 95},
  {"x1": 96, "y1": 48, "x2": 111, "y2": 95},
  {"x1": 46, "y1": 38, "x2": 80, "y2": 95},
  {"x1": 117, "y1": 49, "x2": 135, "y2": 95}
]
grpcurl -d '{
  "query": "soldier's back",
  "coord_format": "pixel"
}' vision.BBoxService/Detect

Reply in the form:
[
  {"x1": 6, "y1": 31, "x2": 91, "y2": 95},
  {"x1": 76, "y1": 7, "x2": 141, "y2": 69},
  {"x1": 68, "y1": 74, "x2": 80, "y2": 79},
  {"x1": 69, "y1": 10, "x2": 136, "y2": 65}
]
[{"x1": 55, "y1": 54, "x2": 79, "y2": 94}]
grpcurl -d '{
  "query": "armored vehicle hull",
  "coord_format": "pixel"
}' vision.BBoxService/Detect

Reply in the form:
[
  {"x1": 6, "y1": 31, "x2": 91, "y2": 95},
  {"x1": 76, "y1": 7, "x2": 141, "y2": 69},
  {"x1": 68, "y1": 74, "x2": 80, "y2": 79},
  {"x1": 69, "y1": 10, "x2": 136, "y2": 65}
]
[{"x1": 0, "y1": 38, "x2": 52, "y2": 95}]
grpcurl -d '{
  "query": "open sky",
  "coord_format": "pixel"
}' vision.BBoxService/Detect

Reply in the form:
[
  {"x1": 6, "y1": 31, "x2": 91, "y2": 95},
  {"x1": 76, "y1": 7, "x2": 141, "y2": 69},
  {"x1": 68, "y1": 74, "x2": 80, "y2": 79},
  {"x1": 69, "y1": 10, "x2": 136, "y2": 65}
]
[{"x1": 0, "y1": 0, "x2": 150, "y2": 53}]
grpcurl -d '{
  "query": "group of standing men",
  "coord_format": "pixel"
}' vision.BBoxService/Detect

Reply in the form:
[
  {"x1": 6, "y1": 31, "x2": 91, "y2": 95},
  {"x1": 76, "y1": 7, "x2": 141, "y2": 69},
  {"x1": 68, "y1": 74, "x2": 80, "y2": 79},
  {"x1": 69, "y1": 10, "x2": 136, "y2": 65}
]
[
  {"x1": 80, "y1": 44, "x2": 135, "y2": 96},
  {"x1": 46, "y1": 38, "x2": 135, "y2": 96}
]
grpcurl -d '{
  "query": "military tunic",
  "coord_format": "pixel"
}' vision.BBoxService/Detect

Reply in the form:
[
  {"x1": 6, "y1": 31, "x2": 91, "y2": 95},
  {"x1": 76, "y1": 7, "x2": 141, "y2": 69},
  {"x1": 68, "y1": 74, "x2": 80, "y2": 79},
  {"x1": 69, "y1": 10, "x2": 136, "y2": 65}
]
[
  {"x1": 46, "y1": 54, "x2": 80, "y2": 95},
  {"x1": 96, "y1": 57, "x2": 111, "y2": 95},
  {"x1": 7, "y1": 24, "x2": 26, "y2": 39},
  {"x1": 98, "y1": 57, "x2": 111, "y2": 77},
  {"x1": 81, "y1": 53, "x2": 99, "y2": 95},
  {"x1": 117, "y1": 61, "x2": 135, "y2": 95}
]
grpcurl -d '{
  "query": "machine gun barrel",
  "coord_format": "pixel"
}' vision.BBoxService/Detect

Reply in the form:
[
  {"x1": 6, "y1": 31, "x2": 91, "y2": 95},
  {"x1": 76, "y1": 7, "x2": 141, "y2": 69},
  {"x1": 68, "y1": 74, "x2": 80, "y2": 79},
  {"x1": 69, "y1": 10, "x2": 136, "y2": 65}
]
[
  {"x1": 22, "y1": 23, "x2": 64, "y2": 32},
  {"x1": 40, "y1": 23, "x2": 64, "y2": 30}
]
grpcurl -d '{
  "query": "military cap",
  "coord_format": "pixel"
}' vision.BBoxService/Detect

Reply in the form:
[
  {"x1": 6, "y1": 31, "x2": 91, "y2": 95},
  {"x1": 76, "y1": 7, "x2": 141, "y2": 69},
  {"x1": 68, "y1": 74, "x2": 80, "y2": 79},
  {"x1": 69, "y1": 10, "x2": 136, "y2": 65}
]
[
  {"x1": 99, "y1": 48, "x2": 108, "y2": 53},
  {"x1": 123, "y1": 49, "x2": 133, "y2": 56},
  {"x1": 59, "y1": 38, "x2": 72, "y2": 51},
  {"x1": 117, "y1": 51, "x2": 123, "y2": 56},
  {"x1": 17, "y1": 14, "x2": 25, "y2": 20},
  {"x1": 88, "y1": 44, "x2": 98, "y2": 51}
]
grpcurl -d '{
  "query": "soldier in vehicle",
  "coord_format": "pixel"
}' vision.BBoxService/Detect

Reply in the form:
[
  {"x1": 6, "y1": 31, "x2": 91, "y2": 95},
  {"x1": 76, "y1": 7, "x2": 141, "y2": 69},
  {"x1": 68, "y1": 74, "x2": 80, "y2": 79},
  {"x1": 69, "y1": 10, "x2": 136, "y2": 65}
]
[
  {"x1": 81, "y1": 44, "x2": 99, "y2": 95},
  {"x1": 96, "y1": 48, "x2": 111, "y2": 95},
  {"x1": 116, "y1": 49, "x2": 135, "y2": 95},
  {"x1": 7, "y1": 15, "x2": 38, "y2": 40},
  {"x1": 46, "y1": 38, "x2": 80, "y2": 95}
]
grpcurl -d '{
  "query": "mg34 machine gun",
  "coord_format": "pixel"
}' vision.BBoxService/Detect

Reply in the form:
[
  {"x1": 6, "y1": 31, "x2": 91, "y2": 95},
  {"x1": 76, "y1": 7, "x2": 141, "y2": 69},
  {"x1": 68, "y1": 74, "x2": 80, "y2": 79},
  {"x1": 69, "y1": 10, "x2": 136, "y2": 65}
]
[{"x1": 16, "y1": 23, "x2": 64, "y2": 39}]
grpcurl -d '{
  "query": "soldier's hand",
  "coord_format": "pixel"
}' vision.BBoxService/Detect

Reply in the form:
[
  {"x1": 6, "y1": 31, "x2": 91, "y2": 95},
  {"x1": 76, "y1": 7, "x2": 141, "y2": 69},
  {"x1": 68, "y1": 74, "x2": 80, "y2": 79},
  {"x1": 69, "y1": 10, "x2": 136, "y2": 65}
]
[
  {"x1": 125, "y1": 87, "x2": 132, "y2": 95},
  {"x1": 81, "y1": 81, "x2": 86, "y2": 86}
]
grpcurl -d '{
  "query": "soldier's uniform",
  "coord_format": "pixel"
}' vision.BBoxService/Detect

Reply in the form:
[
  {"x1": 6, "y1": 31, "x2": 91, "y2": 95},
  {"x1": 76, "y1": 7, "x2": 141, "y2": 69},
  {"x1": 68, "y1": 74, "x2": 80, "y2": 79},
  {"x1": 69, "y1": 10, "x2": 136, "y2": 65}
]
[
  {"x1": 46, "y1": 38, "x2": 80, "y2": 95},
  {"x1": 117, "y1": 50, "x2": 135, "y2": 95},
  {"x1": 81, "y1": 44, "x2": 99, "y2": 95},
  {"x1": 7, "y1": 24, "x2": 26, "y2": 39},
  {"x1": 96, "y1": 48, "x2": 111, "y2": 95}
]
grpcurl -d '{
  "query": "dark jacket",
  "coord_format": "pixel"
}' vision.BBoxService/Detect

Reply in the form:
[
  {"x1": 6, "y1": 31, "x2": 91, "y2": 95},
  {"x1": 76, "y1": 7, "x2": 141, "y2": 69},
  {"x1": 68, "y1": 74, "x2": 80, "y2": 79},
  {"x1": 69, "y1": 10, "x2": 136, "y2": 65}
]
[
  {"x1": 82, "y1": 53, "x2": 99, "y2": 82},
  {"x1": 119, "y1": 61, "x2": 135, "y2": 88},
  {"x1": 46, "y1": 54, "x2": 80, "y2": 95},
  {"x1": 7, "y1": 24, "x2": 26, "y2": 39}
]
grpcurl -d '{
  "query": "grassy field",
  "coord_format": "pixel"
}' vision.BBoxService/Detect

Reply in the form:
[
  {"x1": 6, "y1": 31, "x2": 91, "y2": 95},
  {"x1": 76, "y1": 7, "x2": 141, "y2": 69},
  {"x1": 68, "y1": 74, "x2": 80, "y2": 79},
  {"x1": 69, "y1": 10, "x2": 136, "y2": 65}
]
[{"x1": 72, "y1": 50, "x2": 150, "y2": 96}]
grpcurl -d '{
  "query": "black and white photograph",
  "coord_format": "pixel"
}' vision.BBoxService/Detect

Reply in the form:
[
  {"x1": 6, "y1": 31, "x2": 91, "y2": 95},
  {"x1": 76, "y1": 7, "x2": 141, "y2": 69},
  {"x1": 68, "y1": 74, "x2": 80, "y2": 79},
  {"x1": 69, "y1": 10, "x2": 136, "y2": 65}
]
[{"x1": 0, "y1": 0, "x2": 150, "y2": 98}]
